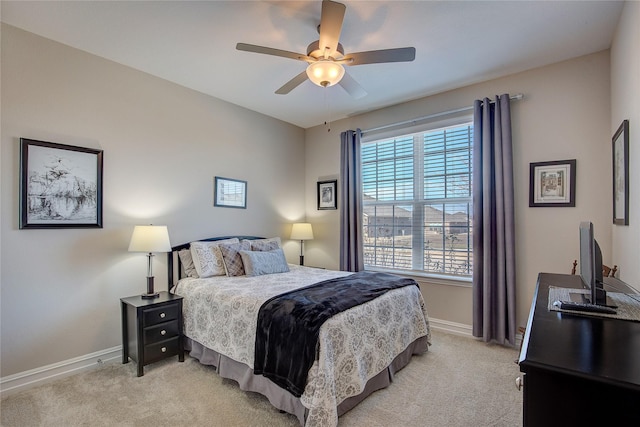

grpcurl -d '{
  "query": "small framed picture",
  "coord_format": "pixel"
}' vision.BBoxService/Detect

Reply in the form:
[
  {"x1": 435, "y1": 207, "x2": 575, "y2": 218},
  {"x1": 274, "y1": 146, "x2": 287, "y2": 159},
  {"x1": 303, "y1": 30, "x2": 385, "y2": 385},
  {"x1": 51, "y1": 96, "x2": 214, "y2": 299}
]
[
  {"x1": 612, "y1": 119, "x2": 629, "y2": 225},
  {"x1": 317, "y1": 179, "x2": 337, "y2": 210},
  {"x1": 20, "y1": 138, "x2": 103, "y2": 229},
  {"x1": 529, "y1": 159, "x2": 576, "y2": 207},
  {"x1": 214, "y1": 176, "x2": 247, "y2": 209}
]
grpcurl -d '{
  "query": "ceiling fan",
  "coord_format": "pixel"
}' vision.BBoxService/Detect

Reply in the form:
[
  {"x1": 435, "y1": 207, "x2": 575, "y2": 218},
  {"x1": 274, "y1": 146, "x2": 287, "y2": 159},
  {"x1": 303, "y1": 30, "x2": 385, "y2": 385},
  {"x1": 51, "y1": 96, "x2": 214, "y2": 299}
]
[{"x1": 236, "y1": 0, "x2": 416, "y2": 99}]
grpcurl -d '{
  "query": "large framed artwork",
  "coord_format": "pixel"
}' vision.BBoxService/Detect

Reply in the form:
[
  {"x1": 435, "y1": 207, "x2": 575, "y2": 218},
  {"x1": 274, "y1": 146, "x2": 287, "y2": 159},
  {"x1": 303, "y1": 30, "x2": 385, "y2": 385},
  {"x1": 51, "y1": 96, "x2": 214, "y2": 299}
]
[
  {"x1": 612, "y1": 119, "x2": 629, "y2": 225},
  {"x1": 317, "y1": 179, "x2": 337, "y2": 210},
  {"x1": 214, "y1": 176, "x2": 247, "y2": 209},
  {"x1": 529, "y1": 159, "x2": 576, "y2": 207},
  {"x1": 20, "y1": 138, "x2": 103, "y2": 229}
]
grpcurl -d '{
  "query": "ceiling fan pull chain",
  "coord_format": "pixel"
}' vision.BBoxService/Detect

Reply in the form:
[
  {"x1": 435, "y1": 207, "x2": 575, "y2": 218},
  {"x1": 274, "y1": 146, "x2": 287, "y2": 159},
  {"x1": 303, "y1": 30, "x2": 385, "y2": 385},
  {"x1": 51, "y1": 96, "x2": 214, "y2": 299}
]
[{"x1": 324, "y1": 89, "x2": 331, "y2": 132}]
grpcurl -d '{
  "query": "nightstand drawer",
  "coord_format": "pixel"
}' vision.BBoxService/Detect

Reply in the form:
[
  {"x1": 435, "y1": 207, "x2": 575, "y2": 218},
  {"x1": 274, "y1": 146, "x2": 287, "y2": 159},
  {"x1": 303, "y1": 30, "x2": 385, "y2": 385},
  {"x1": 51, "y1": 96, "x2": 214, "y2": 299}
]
[
  {"x1": 142, "y1": 304, "x2": 179, "y2": 327},
  {"x1": 143, "y1": 320, "x2": 180, "y2": 344},
  {"x1": 144, "y1": 337, "x2": 180, "y2": 364}
]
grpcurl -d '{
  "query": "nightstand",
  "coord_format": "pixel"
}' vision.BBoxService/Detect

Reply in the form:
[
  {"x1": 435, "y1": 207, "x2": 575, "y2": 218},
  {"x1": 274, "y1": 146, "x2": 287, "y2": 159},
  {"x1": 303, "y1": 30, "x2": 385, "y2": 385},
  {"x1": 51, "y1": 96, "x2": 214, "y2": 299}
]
[{"x1": 120, "y1": 291, "x2": 184, "y2": 377}]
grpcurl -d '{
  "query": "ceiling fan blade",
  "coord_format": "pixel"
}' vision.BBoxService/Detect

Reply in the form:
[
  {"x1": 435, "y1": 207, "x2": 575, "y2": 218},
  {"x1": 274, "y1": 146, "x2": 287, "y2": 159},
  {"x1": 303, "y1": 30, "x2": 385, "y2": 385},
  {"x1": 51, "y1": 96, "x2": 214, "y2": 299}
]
[
  {"x1": 275, "y1": 71, "x2": 309, "y2": 95},
  {"x1": 236, "y1": 43, "x2": 312, "y2": 62},
  {"x1": 319, "y1": 0, "x2": 346, "y2": 58},
  {"x1": 339, "y1": 72, "x2": 367, "y2": 99},
  {"x1": 344, "y1": 47, "x2": 416, "y2": 66}
]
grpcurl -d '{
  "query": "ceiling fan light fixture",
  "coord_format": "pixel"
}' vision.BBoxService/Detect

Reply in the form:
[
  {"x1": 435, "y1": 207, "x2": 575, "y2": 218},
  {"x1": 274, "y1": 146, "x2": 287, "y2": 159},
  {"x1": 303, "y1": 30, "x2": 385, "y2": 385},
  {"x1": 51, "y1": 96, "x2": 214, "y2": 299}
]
[{"x1": 306, "y1": 60, "x2": 345, "y2": 88}]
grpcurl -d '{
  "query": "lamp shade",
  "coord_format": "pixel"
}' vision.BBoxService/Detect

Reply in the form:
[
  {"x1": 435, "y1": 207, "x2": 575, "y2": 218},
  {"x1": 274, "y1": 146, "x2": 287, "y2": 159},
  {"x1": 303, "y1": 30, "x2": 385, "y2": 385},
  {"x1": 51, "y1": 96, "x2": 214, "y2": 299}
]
[
  {"x1": 128, "y1": 225, "x2": 171, "y2": 253},
  {"x1": 306, "y1": 60, "x2": 345, "y2": 88},
  {"x1": 290, "y1": 223, "x2": 314, "y2": 241}
]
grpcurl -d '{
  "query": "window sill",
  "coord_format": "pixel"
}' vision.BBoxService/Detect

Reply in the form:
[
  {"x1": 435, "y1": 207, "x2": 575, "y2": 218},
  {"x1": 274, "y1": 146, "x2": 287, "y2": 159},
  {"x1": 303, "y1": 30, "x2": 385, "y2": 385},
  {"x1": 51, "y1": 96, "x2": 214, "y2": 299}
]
[{"x1": 364, "y1": 266, "x2": 472, "y2": 288}]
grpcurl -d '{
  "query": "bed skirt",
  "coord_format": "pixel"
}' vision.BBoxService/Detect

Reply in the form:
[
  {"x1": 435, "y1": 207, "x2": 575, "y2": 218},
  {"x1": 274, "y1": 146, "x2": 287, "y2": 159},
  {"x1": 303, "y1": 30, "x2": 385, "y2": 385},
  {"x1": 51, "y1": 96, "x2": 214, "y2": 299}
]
[{"x1": 185, "y1": 336, "x2": 429, "y2": 425}]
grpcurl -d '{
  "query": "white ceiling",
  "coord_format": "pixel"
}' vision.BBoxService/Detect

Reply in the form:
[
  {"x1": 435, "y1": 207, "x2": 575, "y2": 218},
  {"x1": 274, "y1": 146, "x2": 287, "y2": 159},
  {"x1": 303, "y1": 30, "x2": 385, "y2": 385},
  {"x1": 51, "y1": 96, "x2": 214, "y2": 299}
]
[{"x1": 1, "y1": 1, "x2": 624, "y2": 129}]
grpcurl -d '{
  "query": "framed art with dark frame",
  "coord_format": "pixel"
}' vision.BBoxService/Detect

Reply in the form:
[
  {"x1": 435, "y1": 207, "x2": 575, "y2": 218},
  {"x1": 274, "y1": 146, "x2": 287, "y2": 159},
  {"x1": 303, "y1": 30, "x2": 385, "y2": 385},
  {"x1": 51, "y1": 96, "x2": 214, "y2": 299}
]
[
  {"x1": 19, "y1": 138, "x2": 103, "y2": 229},
  {"x1": 317, "y1": 179, "x2": 337, "y2": 210},
  {"x1": 529, "y1": 159, "x2": 576, "y2": 207},
  {"x1": 214, "y1": 176, "x2": 247, "y2": 209},
  {"x1": 612, "y1": 119, "x2": 629, "y2": 225}
]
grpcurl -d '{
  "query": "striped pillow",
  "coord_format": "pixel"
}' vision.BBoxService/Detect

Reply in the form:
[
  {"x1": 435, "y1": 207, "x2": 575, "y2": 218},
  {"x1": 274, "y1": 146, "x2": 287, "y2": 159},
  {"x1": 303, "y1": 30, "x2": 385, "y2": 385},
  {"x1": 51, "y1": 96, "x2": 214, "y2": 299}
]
[{"x1": 219, "y1": 240, "x2": 251, "y2": 276}]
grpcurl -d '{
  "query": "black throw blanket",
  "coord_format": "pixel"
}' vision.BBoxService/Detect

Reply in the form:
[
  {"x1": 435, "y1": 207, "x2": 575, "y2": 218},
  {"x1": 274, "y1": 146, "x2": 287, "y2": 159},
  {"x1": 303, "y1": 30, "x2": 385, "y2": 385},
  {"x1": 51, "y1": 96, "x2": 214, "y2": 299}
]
[{"x1": 254, "y1": 271, "x2": 419, "y2": 397}]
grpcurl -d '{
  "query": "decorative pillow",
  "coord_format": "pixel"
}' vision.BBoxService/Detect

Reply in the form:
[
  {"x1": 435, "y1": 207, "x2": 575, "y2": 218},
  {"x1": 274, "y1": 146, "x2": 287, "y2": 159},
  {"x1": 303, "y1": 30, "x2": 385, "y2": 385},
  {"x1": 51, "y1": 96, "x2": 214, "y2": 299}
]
[
  {"x1": 239, "y1": 249, "x2": 290, "y2": 276},
  {"x1": 190, "y1": 238, "x2": 239, "y2": 278},
  {"x1": 178, "y1": 249, "x2": 199, "y2": 278},
  {"x1": 219, "y1": 240, "x2": 251, "y2": 276},
  {"x1": 248, "y1": 237, "x2": 282, "y2": 251}
]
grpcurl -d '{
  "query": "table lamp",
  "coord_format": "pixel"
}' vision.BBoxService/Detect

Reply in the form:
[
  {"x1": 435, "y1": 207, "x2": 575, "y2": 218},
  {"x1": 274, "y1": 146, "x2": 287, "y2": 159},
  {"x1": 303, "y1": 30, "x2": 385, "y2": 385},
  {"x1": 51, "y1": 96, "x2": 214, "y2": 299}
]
[
  {"x1": 290, "y1": 222, "x2": 314, "y2": 266},
  {"x1": 128, "y1": 225, "x2": 171, "y2": 299}
]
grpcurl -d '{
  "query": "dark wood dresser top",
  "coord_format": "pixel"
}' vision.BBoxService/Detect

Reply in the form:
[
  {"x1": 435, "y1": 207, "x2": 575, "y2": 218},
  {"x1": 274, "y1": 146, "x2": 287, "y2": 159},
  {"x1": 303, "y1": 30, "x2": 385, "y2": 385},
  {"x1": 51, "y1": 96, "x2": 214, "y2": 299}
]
[{"x1": 519, "y1": 273, "x2": 640, "y2": 391}]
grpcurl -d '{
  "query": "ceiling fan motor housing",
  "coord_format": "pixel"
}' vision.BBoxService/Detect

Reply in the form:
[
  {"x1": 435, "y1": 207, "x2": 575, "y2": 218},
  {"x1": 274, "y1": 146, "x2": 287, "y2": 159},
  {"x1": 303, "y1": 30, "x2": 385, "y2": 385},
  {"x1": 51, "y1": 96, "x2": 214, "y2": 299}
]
[{"x1": 307, "y1": 40, "x2": 345, "y2": 60}]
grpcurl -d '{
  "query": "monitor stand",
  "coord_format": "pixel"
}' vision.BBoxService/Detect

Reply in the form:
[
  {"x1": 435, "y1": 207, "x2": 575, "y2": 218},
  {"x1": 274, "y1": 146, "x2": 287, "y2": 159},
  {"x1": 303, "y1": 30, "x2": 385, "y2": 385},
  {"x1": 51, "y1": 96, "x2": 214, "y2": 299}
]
[{"x1": 568, "y1": 291, "x2": 617, "y2": 308}]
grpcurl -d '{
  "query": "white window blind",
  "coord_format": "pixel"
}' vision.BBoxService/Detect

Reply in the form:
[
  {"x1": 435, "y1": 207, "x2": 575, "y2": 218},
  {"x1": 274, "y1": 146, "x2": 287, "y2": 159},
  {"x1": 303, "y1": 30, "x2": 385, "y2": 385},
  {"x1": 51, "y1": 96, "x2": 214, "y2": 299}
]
[{"x1": 362, "y1": 123, "x2": 473, "y2": 277}]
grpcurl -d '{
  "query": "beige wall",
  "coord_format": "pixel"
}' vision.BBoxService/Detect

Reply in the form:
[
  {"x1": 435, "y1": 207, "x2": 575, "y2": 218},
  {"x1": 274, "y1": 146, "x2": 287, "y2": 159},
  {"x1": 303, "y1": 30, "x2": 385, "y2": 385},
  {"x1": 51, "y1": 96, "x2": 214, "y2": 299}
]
[
  {"x1": 0, "y1": 24, "x2": 305, "y2": 377},
  {"x1": 611, "y1": 1, "x2": 640, "y2": 291},
  {"x1": 305, "y1": 51, "x2": 613, "y2": 331}
]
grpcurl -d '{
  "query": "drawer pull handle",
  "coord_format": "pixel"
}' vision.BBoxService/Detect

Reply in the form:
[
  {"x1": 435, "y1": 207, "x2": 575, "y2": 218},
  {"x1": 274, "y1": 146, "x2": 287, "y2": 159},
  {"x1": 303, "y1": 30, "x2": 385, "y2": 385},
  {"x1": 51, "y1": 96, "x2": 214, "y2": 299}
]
[
  {"x1": 161, "y1": 347, "x2": 167, "y2": 353},
  {"x1": 160, "y1": 312, "x2": 166, "y2": 319},
  {"x1": 160, "y1": 330, "x2": 166, "y2": 336}
]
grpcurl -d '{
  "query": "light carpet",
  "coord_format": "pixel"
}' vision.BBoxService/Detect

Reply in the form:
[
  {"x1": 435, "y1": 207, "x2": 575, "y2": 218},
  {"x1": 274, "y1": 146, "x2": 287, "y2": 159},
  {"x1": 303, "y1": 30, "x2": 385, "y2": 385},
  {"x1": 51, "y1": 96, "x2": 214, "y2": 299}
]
[{"x1": 1, "y1": 331, "x2": 522, "y2": 426}]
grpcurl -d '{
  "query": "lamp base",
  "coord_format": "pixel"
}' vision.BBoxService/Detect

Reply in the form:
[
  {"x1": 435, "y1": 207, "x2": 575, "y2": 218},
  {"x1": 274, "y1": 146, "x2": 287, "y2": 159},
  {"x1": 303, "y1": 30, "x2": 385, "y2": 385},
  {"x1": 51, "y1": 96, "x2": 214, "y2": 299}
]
[
  {"x1": 141, "y1": 276, "x2": 159, "y2": 299},
  {"x1": 141, "y1": 292, "x2": 160, "y2": 299}
]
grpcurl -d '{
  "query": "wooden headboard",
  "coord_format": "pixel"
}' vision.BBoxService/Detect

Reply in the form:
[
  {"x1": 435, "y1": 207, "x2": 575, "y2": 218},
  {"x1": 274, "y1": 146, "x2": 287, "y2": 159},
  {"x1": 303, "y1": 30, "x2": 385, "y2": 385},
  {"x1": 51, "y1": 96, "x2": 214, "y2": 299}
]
[{"x1": 167, "y1": 236, "x2": 264, "y2": 291}]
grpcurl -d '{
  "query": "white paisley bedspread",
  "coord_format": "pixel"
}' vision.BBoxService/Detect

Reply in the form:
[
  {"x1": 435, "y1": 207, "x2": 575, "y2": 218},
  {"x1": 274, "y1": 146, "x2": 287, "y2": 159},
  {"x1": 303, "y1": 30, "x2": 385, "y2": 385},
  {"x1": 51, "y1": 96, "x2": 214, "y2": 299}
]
[{"x1": 173, "y1": 265, "x2": 430, "y2": 427}]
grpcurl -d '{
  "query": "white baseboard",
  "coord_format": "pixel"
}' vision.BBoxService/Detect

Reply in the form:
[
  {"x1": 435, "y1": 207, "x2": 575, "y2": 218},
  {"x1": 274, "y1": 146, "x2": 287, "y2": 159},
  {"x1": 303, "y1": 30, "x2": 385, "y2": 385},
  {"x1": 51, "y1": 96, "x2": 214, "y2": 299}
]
[
  {"x1": 429, "y1": 318, "x2": 523, "y2": 348},
  {"x1": 0, "y1": 346, "x2": 122, "y2": 397},
  {"x1": 428, "y1": 317, "x2": 473, "y2": 337}
]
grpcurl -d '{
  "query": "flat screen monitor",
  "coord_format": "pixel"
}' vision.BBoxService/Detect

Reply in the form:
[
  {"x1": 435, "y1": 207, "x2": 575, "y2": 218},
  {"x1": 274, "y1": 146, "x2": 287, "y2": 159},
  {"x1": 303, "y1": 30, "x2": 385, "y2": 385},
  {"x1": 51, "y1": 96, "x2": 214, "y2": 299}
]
[{"x1": 578, "y1": 221, "x2": 607, "y2": 305}]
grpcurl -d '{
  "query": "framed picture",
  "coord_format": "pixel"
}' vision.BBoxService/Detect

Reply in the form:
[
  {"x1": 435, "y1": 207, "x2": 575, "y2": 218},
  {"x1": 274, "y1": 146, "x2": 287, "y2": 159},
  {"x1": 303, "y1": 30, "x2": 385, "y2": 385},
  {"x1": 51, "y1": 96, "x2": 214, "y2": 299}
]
[
  {"x1": 317, "y1": 179, "x2": 337, "y2": 210},
  {"x1": 612, "y1": 119, "x2": 629, "y2": 225},
  {"x1": 529, "y1": 159, "x2": 576, "y2": 207},
  {"x1": 214, "y1": 176, "x2": 247, "y2": 209},
  {"x1": 20, "y1": 138, "x2": 103, "y2": 229}
]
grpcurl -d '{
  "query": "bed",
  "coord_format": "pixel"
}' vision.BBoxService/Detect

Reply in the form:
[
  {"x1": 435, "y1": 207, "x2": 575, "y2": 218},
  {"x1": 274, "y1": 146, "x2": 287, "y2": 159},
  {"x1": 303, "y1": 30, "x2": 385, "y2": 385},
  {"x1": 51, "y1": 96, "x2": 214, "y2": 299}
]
[{"x1": 167, "y1": 236, "x2": 430, "y2": 426}]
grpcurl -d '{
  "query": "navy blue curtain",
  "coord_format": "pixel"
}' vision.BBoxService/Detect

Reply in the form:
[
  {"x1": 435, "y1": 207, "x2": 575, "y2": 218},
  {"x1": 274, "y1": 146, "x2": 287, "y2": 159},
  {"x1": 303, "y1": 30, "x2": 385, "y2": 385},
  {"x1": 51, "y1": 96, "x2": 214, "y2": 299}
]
[
  {"x1": 339, "y1": 129, "x2": 364, "y2": 272},
  {"x1": 472, "y1": 94, "x2": 516, "y2": 345}
]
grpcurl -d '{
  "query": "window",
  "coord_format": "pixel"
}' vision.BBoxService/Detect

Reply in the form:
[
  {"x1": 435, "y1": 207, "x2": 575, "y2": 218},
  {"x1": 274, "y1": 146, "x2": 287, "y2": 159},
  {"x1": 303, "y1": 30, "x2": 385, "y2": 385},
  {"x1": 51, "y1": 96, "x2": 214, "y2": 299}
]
[{"x1": 362, "y1": 123, "x2": 473, "y2": 277}]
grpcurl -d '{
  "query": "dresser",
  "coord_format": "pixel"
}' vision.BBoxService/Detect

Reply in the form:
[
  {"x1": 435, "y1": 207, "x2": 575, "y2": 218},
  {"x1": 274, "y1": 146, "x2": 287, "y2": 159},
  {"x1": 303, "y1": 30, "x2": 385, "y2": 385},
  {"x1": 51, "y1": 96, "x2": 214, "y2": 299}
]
[
  {"x1": 121, "y1": 291, "x2": 184, "y2": 376},
  {"x1": 518, "y1": 273, "x2": 640, "y2": 426}
]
